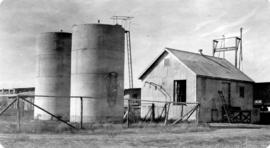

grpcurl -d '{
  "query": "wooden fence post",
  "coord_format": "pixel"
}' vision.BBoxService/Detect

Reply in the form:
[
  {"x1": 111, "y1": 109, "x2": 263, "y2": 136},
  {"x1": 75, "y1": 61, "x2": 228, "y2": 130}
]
[
  {"x1": 181, "y1": 104, "x2": 184, "y2": 118},
  {"x1": 127, "y1": 99, "x2": 130, "y2": 127},
  {"x1": 80, "y1": 97, "x2": 83, "y2": 129},
  {"x1": 151, "y1": 103, "x2": 155, "y2": 122},
  {"x1": 16, "y1": 96, "x2": 21, "y2": 132},
  {"x1": 164, "y1": 103, "x2": 167, "y2": 125},
  {"x1": 196, "y1": 104, "x2": 200, "y2": 125},
  {"x1": 164, "y1": 103, "x2": 170, "y2": 125},
  {"x1": 164, "y1": 103, "x2": 167, "y2": 119}
]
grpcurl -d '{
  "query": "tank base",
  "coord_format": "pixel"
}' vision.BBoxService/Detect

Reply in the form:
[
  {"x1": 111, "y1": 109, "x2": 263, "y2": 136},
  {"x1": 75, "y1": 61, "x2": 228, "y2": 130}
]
[
  {"x1": 34, "y1": 112, "x2": 70, "y2": 121},
  {"x1": 70, "y1": 115, "x2": 123, "y2": 123}
]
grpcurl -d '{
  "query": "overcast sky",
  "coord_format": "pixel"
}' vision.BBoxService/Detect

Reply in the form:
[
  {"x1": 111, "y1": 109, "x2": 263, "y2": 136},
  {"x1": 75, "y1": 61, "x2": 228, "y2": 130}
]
[{"x1": 0, "y1": 0, "x2": 269, "y2": 88}]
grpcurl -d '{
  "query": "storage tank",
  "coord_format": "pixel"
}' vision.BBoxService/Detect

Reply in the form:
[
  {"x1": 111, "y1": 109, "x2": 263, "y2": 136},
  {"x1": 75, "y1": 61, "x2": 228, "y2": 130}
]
[
  {"x1": 34, "y1": 32, "x2": 71, "y2": 120},
  {"x1": 70, "y1": 24, "x2": 125, "y2": 123}
]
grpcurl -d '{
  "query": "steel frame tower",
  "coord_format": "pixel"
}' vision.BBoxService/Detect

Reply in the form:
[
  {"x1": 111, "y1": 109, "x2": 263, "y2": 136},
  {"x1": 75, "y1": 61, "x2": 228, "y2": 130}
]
[{"x1": 213, "y1": 28, "x2": 243, "y2": 69}]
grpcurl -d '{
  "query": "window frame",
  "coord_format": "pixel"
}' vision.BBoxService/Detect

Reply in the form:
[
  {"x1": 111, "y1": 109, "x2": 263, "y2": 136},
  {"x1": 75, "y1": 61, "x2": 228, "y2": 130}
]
[
  {"x1": 239, "y1": 86, "x2": 245, "y2": 98},
  {"x1": 173, "y1": 80, "x2": 187, "y2": 105}
]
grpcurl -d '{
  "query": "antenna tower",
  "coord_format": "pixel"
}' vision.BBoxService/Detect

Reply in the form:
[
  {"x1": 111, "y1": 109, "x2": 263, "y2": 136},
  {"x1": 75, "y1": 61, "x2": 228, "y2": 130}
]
[{"x1": 213, "y1": 28, "x2": 243, "y2": 70}]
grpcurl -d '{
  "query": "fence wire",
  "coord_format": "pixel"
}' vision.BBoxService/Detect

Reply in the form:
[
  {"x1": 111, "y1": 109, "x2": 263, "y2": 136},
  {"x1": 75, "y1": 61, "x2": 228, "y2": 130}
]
[{"x1": 0, "y1": 94, "x2": 199, "y2": 132}]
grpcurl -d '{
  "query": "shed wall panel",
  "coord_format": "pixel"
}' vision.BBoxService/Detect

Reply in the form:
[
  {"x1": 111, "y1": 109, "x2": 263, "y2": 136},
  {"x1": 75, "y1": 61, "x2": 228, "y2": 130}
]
[
  {"x1": 196, "y1": 77, "x2": 255, "y2": 122},
  {"x1": 141, "y1": 53, "x2": 197, "y2": 120}
]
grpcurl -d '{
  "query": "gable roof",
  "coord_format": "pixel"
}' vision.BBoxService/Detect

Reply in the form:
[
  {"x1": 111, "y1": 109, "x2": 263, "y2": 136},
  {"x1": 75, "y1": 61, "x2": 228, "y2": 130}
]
[{"x1": 139, "y1": 48, "x2": 254, "y2": 82}]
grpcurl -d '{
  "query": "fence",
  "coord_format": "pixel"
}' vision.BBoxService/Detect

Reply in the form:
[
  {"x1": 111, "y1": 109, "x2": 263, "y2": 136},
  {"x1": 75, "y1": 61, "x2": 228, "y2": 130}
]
[
  {"x1": 124, "y1": 98, "x2": 200, "y2": 127},
  {"x1": 0, "y1": 94, "x2": 200, "y2": 132},
  {"x1": 0, "y1": 94, "x2": 96, "y2": 132}
]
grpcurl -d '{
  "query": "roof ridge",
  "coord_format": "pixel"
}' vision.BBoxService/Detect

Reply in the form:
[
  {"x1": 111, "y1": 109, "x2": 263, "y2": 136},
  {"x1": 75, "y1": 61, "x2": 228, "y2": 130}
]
[
  {"x1": 139, "y1": 47, "x2": 254, "y2": 82},
  {"x1": 165, "y1": 47, "x2": 225, "y2": 60},
  {"x1": 165, "y1": 47, "x2": 253, "y2": 82}
]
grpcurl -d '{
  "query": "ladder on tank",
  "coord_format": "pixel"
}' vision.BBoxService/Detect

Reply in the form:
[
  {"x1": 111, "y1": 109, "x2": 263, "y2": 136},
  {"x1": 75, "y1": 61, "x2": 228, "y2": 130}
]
[
  {"x1": 218, "y1": 90, "x2": 231, "y2": 123},
  {"x1": 125, "y1": 30, "x2": 133, "y2": 88}
]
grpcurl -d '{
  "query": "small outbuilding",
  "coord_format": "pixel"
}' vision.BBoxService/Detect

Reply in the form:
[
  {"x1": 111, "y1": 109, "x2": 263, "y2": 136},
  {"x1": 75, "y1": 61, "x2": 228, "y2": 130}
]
[
  {"x1": 254, "y1": 82, "x2": 270, "y2": 123},
  {"x1": 139, "y1": 48, "x2": 259, "y2": 123},
  {"x1": 124, "y1": 88, "x2": 141, "y2": 107}
]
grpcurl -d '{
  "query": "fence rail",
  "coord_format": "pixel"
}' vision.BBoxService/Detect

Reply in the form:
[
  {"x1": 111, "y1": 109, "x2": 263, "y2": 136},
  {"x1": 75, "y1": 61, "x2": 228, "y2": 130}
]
[{"x1": 0, "y1": 94, "x2": 200, "y2": 131}]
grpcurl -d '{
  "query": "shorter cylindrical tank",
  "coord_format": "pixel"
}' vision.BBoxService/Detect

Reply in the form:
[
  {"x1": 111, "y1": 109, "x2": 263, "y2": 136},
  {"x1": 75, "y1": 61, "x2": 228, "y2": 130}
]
[{"x1": 34, "y1": 32, "x2": 71, "y2": 120}]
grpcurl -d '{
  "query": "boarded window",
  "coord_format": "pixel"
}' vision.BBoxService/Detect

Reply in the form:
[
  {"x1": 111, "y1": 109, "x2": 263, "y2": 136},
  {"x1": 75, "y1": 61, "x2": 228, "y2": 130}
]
[
  {"x1": 240, "y1": 86, "x2": 245, "y2": 98},
  {"x1": 173, "y1": 80, "x2": 186, "y2": 104}
]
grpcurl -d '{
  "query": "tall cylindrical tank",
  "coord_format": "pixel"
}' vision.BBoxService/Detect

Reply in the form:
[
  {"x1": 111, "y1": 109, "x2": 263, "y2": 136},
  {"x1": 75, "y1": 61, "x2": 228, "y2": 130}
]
[
  {"x1": 34, "y1": 32, "x2": 71, "y2": 120},
  {"x1": 70, "y1": 24, "x2": 125, "y2": 123}
]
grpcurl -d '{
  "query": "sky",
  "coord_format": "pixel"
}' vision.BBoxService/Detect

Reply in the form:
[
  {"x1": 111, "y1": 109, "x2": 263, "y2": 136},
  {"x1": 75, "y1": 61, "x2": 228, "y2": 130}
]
[{"x1": 0, "y1": 0, "x2": 269, "y2": 88}]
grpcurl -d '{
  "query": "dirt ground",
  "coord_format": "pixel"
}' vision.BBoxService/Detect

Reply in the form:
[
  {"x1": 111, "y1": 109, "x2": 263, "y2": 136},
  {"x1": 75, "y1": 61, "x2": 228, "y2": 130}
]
[{"x1": 0, "y1": 123, "x2": 269, "y2": 148}]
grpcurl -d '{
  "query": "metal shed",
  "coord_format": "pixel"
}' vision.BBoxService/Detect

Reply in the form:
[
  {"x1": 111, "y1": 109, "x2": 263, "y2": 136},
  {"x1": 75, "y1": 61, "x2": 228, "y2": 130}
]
[{"x1": 139, "y1": 48, "x2": 259, "y2": 123}]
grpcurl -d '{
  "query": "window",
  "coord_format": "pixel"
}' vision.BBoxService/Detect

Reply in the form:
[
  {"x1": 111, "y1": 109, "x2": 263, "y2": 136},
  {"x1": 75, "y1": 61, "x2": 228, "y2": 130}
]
[
  {"x1": 132, "y1": 94, "x2": 138, "y2": 99},
  {"x1": 239, "y1": 86, "x2": 245, "y2": 98},
  {"x1": 173, "y1": 80, "x2": 186, "y2": 104}
]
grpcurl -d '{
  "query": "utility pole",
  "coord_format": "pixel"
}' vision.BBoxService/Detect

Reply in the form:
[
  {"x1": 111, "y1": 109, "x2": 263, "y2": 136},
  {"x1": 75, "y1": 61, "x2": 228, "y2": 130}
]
[{"x1": 239, "y1": 28, "x2": 243, "y2": 70}]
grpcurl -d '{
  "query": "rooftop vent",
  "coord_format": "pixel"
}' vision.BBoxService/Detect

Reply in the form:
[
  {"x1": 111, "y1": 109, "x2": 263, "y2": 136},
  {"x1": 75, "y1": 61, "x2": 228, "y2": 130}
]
[{"x1": 199, "y1": 49, "x2": 203, "y2": 55}]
